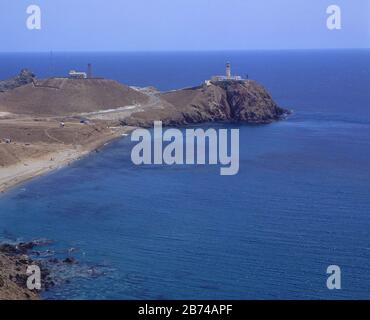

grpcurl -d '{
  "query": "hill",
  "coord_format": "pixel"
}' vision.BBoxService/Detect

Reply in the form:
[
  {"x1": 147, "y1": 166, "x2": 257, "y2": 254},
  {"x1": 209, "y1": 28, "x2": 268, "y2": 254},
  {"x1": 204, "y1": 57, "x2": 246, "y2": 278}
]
[{"x1": 0, "y1": 77, "x2": 149, "y2": 116}]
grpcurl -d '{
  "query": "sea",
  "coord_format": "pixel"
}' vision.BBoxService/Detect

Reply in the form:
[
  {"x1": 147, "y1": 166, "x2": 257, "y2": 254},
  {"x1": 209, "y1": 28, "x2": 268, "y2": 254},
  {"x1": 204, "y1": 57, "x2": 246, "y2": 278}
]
[{"x1": 0, "y1": 50, "x2": 369, "y2": 299}]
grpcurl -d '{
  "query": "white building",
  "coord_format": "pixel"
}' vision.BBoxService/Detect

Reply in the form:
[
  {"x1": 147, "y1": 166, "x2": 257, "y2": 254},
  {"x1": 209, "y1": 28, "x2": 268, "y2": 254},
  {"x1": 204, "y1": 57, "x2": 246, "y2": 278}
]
[
  {"x1": 210, "y1": 63, "x2": 243, "y2": 82},
  {"x1": 69, "y1": 70, "x2": 87, "y2": 79}
]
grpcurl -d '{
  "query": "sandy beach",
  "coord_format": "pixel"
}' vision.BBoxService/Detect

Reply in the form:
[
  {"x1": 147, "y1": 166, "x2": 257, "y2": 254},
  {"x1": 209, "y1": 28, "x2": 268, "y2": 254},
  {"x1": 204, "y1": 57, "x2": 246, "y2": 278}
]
[{"x1": 0, "y1": 119, "x2": 135, "y2": 194}]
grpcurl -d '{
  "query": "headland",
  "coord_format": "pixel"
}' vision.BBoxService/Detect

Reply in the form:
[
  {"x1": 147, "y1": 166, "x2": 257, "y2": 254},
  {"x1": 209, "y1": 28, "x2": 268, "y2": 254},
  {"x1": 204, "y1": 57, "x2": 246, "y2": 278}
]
[
  {"x1": 0, "y1": 63, "x2": 289, "y2": 299},
  {"x1": 0, "y1": 65, "x2": 288, "y2": 194}
]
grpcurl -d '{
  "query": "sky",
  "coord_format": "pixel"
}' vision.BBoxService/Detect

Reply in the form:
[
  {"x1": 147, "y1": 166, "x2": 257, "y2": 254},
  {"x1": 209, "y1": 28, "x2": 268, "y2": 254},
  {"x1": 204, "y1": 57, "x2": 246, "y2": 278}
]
[{"x1": 1, "y1": 0, "x2": 369, "y2": 52}]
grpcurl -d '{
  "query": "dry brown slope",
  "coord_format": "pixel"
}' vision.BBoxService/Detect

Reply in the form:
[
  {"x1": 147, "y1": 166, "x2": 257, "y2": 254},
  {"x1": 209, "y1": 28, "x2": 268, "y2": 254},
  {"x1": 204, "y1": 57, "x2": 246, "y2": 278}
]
[
  {"x1": 0, "y1": 119, "x2": 118, "y2": 167},
  {"x1": 0, "y1": 78, "x2": 149, "y2": 116}
]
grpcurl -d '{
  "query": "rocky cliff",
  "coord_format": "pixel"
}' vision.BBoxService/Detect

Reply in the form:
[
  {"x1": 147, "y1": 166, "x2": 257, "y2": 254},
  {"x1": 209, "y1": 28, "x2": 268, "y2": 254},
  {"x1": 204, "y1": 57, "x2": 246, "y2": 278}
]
[
  {"x1": 0, "y1": 69, "x2": 35, "y2": 93},
  {"x1": 121, "y1": 80, "x2": 289, "y2": 127}
]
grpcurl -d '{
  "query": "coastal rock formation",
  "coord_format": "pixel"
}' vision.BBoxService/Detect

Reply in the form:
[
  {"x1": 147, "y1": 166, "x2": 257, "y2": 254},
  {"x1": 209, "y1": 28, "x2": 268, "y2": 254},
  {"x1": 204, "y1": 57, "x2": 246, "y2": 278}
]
[
  {"x1": 0, "y1": 69, "x2": 35, "y2": 93},
  {"x1": 0, "y1": 70, "x2": 287, "y2": 124},
  {"x1": 0, "y1": 240, "x2": 84, "y2": 300},
  {"x1": 121, "y1": 80, "x2": 288, "y2": 127},
  {"x1": 0, "y1": 241, "x2": 41, "y2": 300}
]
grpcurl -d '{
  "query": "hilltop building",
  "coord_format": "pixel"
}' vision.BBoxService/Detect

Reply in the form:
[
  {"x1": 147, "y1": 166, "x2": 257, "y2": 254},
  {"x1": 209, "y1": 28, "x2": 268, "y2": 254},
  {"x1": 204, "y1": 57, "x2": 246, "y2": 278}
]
[
  {"x1": 68, "y1": 64, "x2": 93, "y2": 79},
  {"x1": 209, "y1": 62, "x2": 243, "y2": 83},
  {"x1": 69, "y1": 70, "x2": 87, "y2": 79}
]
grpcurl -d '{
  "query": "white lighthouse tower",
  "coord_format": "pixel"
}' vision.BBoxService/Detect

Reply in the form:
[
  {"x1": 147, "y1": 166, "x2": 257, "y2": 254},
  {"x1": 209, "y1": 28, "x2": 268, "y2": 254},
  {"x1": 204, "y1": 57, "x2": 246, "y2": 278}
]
[
  {"x1": 226, "y1": 62, "x2": 231, "y2": 79},
  {"x1": 209, "y1": 62, "x2": 243, "y2": 83}
]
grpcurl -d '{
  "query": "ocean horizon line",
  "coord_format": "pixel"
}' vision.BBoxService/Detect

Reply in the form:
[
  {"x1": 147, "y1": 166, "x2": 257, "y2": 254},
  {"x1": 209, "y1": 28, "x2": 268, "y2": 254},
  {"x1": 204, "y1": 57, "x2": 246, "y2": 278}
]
[{"x1": 1, "y1": 48, "x2": 369, "y2": 55}]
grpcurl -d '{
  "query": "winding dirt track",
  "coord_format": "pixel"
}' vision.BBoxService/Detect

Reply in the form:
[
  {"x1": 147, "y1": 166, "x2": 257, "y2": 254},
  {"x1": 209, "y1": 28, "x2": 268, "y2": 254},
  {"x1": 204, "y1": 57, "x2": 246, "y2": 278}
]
[{"x1": 44, "y1": 128, "x2": 65, "y2": 144}]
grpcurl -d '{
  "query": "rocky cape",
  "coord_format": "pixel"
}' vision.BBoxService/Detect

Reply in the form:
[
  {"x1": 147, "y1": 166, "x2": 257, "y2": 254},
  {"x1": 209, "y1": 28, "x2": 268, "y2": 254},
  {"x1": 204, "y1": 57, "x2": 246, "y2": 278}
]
[
  {"x1": 0, "y1": 70, "x2": 289, "y2": 124},
  {"x1": 121, "y1": 80, "x2": 289, "y2": 127}
]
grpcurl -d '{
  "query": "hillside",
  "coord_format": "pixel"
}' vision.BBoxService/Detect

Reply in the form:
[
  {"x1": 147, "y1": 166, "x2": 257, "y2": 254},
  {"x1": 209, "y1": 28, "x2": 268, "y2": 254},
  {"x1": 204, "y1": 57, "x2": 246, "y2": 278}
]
[{"x1": 0, "y1": 77, "x2": 149, "y2": 116}]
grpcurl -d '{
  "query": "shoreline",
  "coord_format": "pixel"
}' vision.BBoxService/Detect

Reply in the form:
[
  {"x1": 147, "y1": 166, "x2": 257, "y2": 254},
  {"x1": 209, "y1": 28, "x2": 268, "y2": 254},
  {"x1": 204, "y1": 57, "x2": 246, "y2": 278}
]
[
  {"x1": 0, "y1": 72, "x2": 288, "y2": 299},
  {"x1": 0, "y1": 75, "x2": 288, "y2": 197},
  {"x1": 0, "y1": 126, "x2": 135, "y2": 195}
]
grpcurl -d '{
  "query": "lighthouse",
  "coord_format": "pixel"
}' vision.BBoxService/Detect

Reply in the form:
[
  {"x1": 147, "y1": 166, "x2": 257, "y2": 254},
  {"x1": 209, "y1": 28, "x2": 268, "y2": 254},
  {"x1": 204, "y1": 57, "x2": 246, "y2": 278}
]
[
  {"x1": 209, "y1": 62, "x2": 243, "y2": 83},
  {"x1": 226, "y1": 62, "x2": 231, "y2": 79}
]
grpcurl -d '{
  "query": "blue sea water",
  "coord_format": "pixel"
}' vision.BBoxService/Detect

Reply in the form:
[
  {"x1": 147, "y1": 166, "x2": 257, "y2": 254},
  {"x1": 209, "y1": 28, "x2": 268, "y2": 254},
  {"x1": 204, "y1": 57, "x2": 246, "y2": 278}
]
[{"x1": 0, "y1": 50, "x2": 370, "y2": 299}]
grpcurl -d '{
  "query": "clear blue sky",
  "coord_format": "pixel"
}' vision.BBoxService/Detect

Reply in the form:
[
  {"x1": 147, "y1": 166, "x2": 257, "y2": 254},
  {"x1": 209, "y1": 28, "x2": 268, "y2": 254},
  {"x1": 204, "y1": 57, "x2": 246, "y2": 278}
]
[{"x1": 1, "y1": 0, "x2": 369, "y2": 52}]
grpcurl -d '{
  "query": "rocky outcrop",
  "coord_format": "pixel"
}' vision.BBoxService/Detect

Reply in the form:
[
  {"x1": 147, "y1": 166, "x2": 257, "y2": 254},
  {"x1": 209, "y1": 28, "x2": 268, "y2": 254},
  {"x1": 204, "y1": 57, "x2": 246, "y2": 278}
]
[
  {"x1": 0, "y1": 239, "x2": 107, "y2": 300},
  {"x1": 0, "y1": 241, "x2": 41, "y2": 300},
  {"x1": 121, "y1": 80, "x2": 289, "y2": 127},
  {"x1": 217, "y1": 80, "x2": 287, "y2": 122},
  {"x1": 0, "y1": 69, "x2": 35, "y2": 92},
  {"x1": 0, "y1": 240, "x2": 81, "y2": 300}
]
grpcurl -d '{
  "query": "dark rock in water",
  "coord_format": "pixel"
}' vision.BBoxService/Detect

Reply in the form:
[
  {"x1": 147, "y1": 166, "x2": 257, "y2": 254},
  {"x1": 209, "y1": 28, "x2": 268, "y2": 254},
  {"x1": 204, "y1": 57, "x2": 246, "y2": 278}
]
[
  {"x1": 63, "y1": 257, "x2": 77, "y2": 264},
  {"x1": 0, "y1": 69, "x2": 35, "y2": 92},
  {"x1": 0, "y1": 239, "x2": 52, "y2": 255},
  {"x1": 0, "y1": 243, "x2": 18, "y2": 254},
  {"x1": 17, "y1": 241, "x2": 36, "y2": 253},
  {"x1": 40, "y1": 266, "x2": 56, "y2": 290}
]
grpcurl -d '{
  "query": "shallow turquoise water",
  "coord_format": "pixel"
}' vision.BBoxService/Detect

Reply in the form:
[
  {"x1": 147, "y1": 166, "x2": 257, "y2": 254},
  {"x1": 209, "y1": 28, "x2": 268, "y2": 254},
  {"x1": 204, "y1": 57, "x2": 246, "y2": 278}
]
[{"x1": 0, "y1": 50, "x2": 369, "y2": 299}]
